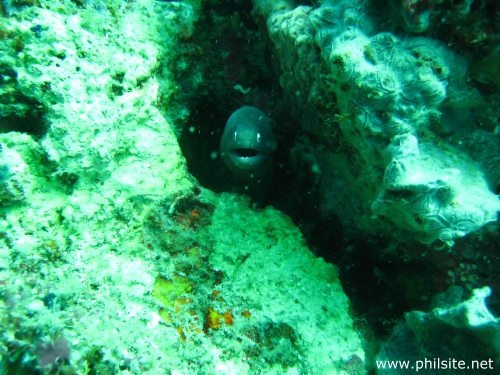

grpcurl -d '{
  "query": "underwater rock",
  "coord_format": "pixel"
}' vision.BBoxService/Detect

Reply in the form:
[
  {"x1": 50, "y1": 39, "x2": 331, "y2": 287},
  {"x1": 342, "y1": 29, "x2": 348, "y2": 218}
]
[
  {"x1": 203, "y1": 193, "x2": 365, "y2": 373},
  {"x1": 0, "y1": 142, "x2": 31, "y2": 206},
  {"x1": 377, "y1": 286, "x2": 500, "y2": 373},
  {"x1": 400, "y1": 0, "x2": 436, "y2": 33},
  {"x1": 252, "y1": 0, "x2": 499, "y2": 245},
  {"x1": 372, "y1": 133, "x2": 499, "y2": 245},
  {"x1": 470, "y1": 45, "x2": 500, "y2": 89},
  {"x1": 0, "y1": 2, "x2": 364, "y2": 374}
]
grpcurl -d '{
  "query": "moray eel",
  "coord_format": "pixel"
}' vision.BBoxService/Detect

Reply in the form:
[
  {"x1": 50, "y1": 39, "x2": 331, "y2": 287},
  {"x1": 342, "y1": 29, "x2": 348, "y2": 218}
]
[{"x1": 220, "y1": 106, "x2": 276, "y2": 185}]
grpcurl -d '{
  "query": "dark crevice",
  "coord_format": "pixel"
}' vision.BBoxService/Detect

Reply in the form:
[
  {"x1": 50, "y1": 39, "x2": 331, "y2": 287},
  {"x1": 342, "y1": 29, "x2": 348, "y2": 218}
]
[
  {"x1": 176, "y1": 0, "x2": 281, "y2": 195},
  {"x1": 0, "y1": 64, "x2": 49, "y2": 138},
  {"x1": 0, "y1": 105, "x2": 48, "y2": 138},
  {"x1": 173, "y1": 0, "x2": 405, "y2": 340},
  {"x1": 170, "y1": 0, "x2": 500, "y2": 362}
]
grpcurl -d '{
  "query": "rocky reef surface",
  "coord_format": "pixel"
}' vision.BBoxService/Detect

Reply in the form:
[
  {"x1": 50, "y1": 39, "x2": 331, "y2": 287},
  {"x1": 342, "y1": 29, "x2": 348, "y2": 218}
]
[
  {"x1": 254, "y1": 0, "x2": 499, "y2": 246},
  {"x1": 0, "y1": 0, "x2": 499, "y2": 373},
  {"x1": 250, "y1": 1, "x2": 499, "y2": 370},
  {"x1": 0, "y1": 1, "x2": 363, "y2": 373}
]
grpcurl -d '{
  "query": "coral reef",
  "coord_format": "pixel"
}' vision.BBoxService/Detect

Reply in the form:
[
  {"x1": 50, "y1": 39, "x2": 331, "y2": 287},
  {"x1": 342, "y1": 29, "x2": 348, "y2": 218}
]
[
  {"x1": 0, "y1": 0, "x2": 498, "y2": 372},
  {"x1": 372, "y1": 133, "x2": 497, "y2": 244},
  {"x1": 0, "y1": 1, "x2": 363, "y2": 373},
  {"x1": 252, "y1": 0, "x2": 499, "y2": 246},
  {"x1": 377, "y1": 286, "x2": 500, "y2": 373},
  {"x1": 250, "y1": 1, "x2": 499, "y2": 368}
]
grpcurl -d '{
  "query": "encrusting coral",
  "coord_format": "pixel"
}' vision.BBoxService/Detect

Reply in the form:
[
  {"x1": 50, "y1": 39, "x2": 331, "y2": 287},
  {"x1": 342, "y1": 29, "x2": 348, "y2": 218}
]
[{"x1": 252, "y1": 0, "x2": 499, "y2": 246}]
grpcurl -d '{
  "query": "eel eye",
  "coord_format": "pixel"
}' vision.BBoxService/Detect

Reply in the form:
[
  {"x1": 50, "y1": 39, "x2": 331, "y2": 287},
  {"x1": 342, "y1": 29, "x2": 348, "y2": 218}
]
[
  {"x1": 233, "y1": 131, "x2": 237, "y2": 141},
  {"x1": 256, "y1": 133, "x2": 261, "y2": 142}
]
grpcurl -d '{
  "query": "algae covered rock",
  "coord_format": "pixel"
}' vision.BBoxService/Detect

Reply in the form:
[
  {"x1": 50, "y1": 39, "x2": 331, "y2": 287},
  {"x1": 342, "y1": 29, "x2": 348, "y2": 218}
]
[
  {"x1": 0, "y1": 142, "x2": 31, "y2": 205},
  {"x1": 0, "y1": 1, "x2": 364, "y2": 373},
  {"x1": 204, "y1": 193, "x2": 364, "y2": 373},
  {"x1": 0, "y1": 1, "x2": 193, "y2": 195},
  {"x1": 1, "y1": 185, "x2": 365, "y2": 373}
]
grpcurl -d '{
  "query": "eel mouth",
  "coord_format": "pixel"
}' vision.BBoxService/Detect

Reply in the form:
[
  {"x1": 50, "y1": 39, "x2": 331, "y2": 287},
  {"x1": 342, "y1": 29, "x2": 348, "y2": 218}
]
[
  {"x1": 226, "y1": 147, "x2": 268, "y2": 172},
  {"x1": 232, "y1": 148, "x2": 259, "y2": 158}
]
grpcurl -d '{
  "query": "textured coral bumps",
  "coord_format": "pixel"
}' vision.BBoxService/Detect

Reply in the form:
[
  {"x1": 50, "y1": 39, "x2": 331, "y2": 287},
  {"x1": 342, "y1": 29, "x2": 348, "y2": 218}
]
[
  {"x1": 372, "y1": 133, "x2": 498, "y2": 245},
  {"x1": 253, "y1": 0, "x2": 499, "y2": 245}
]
